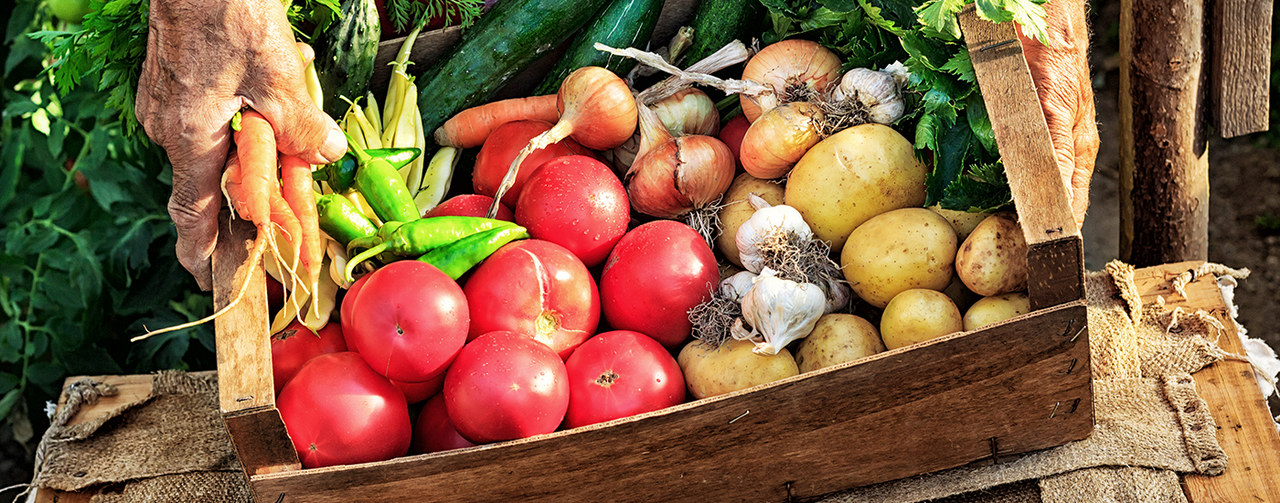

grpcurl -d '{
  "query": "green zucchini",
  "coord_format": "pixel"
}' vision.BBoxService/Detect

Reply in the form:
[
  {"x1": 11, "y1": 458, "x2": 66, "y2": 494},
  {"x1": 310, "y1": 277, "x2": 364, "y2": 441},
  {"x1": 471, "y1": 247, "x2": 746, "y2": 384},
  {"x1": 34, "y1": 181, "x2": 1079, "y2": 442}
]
[
  {"x1": 681, "y1": 0, "x2": 765, "y2": 65},
  {"x1": 532, "y1": 0, "x2": 665, "y2": 95},
  {"x1": 313, "y1": 0, "x2": 380, "y2": 118},
  {"x1": 416, "y1": 0, "x2": 612, "y2": 138}
]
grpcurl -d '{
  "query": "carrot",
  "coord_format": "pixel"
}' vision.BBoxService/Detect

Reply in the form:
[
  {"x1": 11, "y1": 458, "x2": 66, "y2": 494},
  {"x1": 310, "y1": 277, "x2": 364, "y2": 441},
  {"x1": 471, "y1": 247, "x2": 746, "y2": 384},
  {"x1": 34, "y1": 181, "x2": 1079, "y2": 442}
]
[
  {"x1": 434, "y1": 94, "x2": 560, "y2": 148},
  {"x1": 280, "y1": 154, "x2": 323, "y2": 317}
]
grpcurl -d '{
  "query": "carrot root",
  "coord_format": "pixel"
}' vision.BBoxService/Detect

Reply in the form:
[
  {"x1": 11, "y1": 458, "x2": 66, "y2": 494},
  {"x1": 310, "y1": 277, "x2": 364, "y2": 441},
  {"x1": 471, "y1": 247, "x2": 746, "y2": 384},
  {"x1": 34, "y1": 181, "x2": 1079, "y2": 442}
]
[{"x1": 435, "y1": 94, "x2": 560, "y2": 148}]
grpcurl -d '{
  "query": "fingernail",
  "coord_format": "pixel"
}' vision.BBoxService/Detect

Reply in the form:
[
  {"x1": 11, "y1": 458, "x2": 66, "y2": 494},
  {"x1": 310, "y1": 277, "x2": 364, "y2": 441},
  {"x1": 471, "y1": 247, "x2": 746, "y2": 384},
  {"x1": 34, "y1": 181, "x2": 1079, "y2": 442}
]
[{"x1": 322, "y1": 126, "x2": 347, "y2": 163}]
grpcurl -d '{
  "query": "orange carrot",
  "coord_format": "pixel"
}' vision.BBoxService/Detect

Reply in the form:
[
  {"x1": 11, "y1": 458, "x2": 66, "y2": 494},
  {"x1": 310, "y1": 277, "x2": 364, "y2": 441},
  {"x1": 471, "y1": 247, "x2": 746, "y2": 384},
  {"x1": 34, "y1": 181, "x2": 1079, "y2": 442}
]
[
  {"x1": 280, "y1": 154, "x2": 322, "y2": 315},
  {"x1": 434, "y1": 94, "x2": 560, "y2": 148},
  {"x1": 234, "y1": 111, "x2": 276, "y2": 232}
]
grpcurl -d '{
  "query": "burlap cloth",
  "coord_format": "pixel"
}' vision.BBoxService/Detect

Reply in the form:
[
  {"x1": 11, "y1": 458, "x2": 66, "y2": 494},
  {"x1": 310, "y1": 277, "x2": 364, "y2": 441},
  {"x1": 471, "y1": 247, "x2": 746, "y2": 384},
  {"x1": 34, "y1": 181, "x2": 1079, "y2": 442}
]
[{"x1": 27, "y1": 262, "x2": 1261, "y2": 502}]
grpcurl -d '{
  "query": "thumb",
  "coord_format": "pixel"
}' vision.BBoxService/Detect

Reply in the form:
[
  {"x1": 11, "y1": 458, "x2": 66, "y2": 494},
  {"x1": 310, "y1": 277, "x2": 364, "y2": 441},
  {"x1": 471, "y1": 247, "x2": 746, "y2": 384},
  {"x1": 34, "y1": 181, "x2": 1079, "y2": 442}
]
[{"x1": 251, "y1": 84, "x2": 347, "y2": 166}]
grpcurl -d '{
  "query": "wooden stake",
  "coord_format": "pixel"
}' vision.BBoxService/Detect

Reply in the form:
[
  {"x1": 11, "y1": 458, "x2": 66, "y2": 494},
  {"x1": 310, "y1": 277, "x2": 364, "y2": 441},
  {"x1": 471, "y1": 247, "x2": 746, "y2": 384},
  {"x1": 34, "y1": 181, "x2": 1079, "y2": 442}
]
[{"x1": 1210, "y1": 0, "x2": 1273, "y2": 138}]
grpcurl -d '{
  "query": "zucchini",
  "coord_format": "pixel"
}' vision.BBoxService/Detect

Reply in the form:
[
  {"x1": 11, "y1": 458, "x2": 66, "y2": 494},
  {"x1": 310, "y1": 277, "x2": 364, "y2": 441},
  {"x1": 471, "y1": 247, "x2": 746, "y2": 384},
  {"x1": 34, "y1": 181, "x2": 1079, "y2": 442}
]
[
  {"x1": 532, "y1": 0, "x2": 665, "y2": 95},
  {"x1": 416, "y1": 0, "x2": 612, "y2": 138},
  {"x1": 681, "y1": 0, "x2": 765, "y2": 65},
  {"x1": 313, "y1": 0, "x2": 380, "y2": 118}
]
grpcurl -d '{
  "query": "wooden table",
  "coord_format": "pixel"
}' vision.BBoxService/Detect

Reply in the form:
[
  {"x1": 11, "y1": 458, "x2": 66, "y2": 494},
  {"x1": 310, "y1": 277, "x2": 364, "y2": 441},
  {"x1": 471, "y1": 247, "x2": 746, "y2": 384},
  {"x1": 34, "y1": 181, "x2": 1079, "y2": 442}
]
[{"x1": 32, "y1": 262, "x2": 1280, "y2": 502}]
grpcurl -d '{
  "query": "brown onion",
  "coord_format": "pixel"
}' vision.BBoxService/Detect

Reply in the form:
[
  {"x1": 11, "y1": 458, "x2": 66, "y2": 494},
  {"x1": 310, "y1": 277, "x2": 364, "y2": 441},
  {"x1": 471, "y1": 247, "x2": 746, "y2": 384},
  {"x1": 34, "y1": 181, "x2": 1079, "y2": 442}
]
[
  {"x1": 740, "y1": 40, "x2": 842, "y2": 122},
  {"x1": 740, "y1": 102, "x2": 824, "y2": 179},
  {"x1": 627, "y1": 100, "x2": 735, "y2": 221},
  {"x1": 652, "y1": 88, "x2": 720, "y2": 137}
]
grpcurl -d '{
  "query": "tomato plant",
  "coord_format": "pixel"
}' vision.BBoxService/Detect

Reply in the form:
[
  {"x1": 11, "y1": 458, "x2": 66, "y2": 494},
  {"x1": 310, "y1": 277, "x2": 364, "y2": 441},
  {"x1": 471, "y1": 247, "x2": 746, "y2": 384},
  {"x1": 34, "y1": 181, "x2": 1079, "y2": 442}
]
[
  {"x1": 346, "y1": 261, "x2": 469, "y2": 382},
  {"x1": 472, "y1": 120, "x2": 591, "y2": 207},
  {"x1": 515, "y1": 155, "x2": 629, "y2": 267},
  {"x1": 599, "y1": 221, "x2": 718, "y2": 348},
  {"x1": 563, "y1": 330, "x2": 685, "y2": 428},
  {"x1": 463, "y1": 240, "x2": 599, "y2": 358},
  {"x1": 277, "y1": 352, "x2": 411, "y2": 468},
  {"x1": 411, "y1": 394, "x2": 477, "y2": 454},
  {"x1": 270, "y1": 319, "x2": 347, "y2": 393},
  {"x1": 444, "y1": 331, "x2": 569, "y2": 443}
]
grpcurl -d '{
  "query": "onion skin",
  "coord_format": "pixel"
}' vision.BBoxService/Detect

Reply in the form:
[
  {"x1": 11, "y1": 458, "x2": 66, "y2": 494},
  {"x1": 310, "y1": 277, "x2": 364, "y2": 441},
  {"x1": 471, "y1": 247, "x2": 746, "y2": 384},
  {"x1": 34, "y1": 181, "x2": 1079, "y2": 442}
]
[
  {"x1": 652, "y1": 88, "x2": 720, "y2": 137},
  {"x1": 556, "y1": 67, "x2": 638, "y2": 150},
  {"x1": 628, "y1": 135, "x2": 736, "y2": 219},
  {"x1": 740, "y1": 40, "x2": 842, "y2": 122},
  {"x1": 740, "y1": 102, "x2": 824, "y2": 179}
]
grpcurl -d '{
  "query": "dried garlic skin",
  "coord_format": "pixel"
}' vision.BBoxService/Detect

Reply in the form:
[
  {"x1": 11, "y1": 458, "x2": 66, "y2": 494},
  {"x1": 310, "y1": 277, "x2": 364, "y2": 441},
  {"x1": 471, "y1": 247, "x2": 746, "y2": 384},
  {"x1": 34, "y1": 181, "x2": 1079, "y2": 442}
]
[
  {"x1": 734, "y1": 269, "x2": 827, "y2": 355},
  {"x1": 735, "y1": 194, "x2": 813, "y2": 274},
  {"x1": 831, "y1": 68, "x2": 905, "y2": 125}
]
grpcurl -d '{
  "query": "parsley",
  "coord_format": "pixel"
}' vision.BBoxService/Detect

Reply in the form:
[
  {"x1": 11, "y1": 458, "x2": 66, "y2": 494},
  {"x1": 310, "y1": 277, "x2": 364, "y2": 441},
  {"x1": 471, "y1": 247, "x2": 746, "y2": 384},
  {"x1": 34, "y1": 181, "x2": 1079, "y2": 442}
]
[{"x1": 385, "y1": 0, "x2": 485, "y2": 35}]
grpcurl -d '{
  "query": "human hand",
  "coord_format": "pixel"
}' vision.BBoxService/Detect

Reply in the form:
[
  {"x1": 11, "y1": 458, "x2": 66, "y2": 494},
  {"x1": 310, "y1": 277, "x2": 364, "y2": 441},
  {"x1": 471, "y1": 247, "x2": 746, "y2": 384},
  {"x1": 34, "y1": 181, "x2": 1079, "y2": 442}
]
[
  {"x1": 136, "y1": 0, "x2": 346, "y2": 289},
  {"x1": 1019, "y1": 0, "x2": 1099, "y2": 229}
]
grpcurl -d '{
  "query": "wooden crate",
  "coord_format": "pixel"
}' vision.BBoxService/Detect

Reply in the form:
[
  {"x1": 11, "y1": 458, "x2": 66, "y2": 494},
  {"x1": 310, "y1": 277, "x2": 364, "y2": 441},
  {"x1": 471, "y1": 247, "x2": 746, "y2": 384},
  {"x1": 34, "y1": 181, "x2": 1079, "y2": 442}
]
[{"x1": 213, "y1": 9, "x2": 1092, "y2": 502}]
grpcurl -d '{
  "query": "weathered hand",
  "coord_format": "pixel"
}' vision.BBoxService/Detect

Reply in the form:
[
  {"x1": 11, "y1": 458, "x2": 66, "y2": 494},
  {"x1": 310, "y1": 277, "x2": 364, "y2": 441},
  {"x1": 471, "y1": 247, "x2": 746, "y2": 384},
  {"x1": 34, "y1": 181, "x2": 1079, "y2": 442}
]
[
  {"x1": 1019, "y1": 0, "x2": 1100, "y2": 229},
  {"x1": 136, "y1": 0, "x2": 346, "y2": 289}
]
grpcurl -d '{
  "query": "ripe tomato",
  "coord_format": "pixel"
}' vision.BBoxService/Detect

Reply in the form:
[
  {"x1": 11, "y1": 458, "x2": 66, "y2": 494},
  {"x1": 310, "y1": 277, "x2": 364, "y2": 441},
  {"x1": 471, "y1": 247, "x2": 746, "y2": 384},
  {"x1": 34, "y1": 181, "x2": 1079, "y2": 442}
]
[
  {"x1": 719, "y1": 115, "x2": 750, "y2": 168},
  {"x1": 424, "y1": 194, "x2": 514, "y2": 221},
  {"x1": 391, "y1": 373, "x2": 445, "y2": 404},
  {"x1": 270, "y1": 320, "x2": 347, "y2": 393},
  {"x1": 347, "y1": 261, "x2": 469, "y2": 382},
  {"x1": 472, "y1": 120, "x2": 591, "y2": 207},
  {"x1": 411, "y1": 394, "x2": 477, "y2": 454},
  {"x1": 278, "y1": 352, "x2": 410, "y2": 468},
  {"x1": 444, "y1": 331, "x2": 569, "y2": 443},
  {"x1": 599, "y1": 221, "x2": 718, "y2": 348},
  {"x1": 515, "y1": 156, "x2": 629, "y2": 267},
  {"x1": 339, "y1": 272, "x2": 371, "y2": 334},
  {"x1": 463, "y1": 240, "x2": 599, "y2": 359},
  {"x1": 563, "y1": 331, "x2": 685, "y2": 428}
]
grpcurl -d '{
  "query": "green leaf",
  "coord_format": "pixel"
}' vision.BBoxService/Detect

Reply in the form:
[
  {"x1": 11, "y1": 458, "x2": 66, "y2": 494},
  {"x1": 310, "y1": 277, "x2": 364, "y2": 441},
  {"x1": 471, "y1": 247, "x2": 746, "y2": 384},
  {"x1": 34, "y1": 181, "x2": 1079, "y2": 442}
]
[
  {"x1": 0, "y1": 321, "x2": 21, "y2": 363},
  {"x1": 914, "y1": 113, "x2": 941, "y2": 151},
  {"x1": 914, "y1": 0, "x2": 966, "y2": 40},
  {"x1": 48, "y1": 121, "x2": 69, "y2": 158},
  {"x1": 926, "y1": 117, "x2": 972, "y2": 206},
  {"x1": 974, "y1": 0, "x2": 1015, "y2": 23},
  {"x1": 27, "y1": 361, "x2": 65, "y2": 387},
  {"x1": 940, "y1": 161, "x2": 1014, "y2": 212},
  {"x1": 966, "y1": 93, "x2": 999, "y2": 154},
  {"x1": 819, "y1": 0, "x2": 859, "y2": 13},
  {"x1": 941, "y1": 49, "x2": 976, "y2": 83},
  {"x1": 0, "y1": 390, "x2": 20, "y2": 423},
  {"x1": 0, "y1": 372, "x2": 18, "y2": 394}
]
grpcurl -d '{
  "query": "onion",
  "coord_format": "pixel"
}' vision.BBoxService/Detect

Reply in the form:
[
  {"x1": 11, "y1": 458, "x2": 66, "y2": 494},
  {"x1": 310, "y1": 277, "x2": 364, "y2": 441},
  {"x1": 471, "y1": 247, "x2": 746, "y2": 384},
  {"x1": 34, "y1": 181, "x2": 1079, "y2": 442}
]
[
  {"x1": 611, "y1": 88, "x2": 720, "y2": 175},
  {"x1": 489, "y1": 67, "x2": 637, "y2": 216},
  {"x1": 740, "y1": 102, "x2": 824, "y2": 179},
  {"x1": 740, "y1": 40, "x2": 842, "y2": 123}
]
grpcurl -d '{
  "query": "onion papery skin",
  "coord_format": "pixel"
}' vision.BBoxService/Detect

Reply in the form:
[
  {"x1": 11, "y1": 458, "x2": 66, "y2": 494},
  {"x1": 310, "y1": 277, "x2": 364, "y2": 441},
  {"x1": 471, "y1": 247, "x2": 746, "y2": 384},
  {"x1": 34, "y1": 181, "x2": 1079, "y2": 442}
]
[
  {"x1": 740, "y1": 40, "x2": 842, "y2": 123},
  {"x1": 556, "y1": 67, "x2": 638, "y2": 150},
  {"x1": 740, "y1": 102, "x2": 824, "y2": 179},
  {"x1": 627, "y1": 135, "x2": 736, "y2": 219}
]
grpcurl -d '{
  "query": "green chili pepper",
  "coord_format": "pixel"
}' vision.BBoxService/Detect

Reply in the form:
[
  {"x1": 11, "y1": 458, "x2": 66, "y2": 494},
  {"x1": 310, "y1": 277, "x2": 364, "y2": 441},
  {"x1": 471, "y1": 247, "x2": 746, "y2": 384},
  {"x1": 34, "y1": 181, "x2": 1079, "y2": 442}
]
[
  {"x1": 420, "y1": 226, "x2": 529, "y2": 279},
  {"x1": 316, "y1": 194, "x2": 378, "y2": 246},
  {"x1": 343, "y1": 132, "x2": 420, "y2": 223},
  {"x1": 344, "y1": 216, "x2": 516, "y2": 282},
  {"x1": 313, "y1": 147, "x2": 422, "y2": 192}
]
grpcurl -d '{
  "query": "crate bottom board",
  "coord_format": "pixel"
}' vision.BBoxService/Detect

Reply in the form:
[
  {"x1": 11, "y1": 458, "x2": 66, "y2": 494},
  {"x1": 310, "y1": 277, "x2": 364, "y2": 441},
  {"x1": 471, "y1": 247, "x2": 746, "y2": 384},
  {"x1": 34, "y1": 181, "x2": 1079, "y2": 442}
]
[{"x1": 243, "y1": 301, "x2": 1092, "y2": 503}]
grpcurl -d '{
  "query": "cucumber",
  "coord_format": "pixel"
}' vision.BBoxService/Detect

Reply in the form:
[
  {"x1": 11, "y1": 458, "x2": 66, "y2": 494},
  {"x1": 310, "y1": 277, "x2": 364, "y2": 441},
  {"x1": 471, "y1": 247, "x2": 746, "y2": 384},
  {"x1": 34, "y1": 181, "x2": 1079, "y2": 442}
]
[
  {"x1": 313, "y1": 0, "x2": 380, "y2": 118},
  {"x1": 681, "y1": 0, "x2": 765, "y2": 65},
  {"x1": 416, "y1": 0, "x2": 612, "y2": 138},
  {"x1": 532, "y1": 0, "x2": 664, "y2": 95}
]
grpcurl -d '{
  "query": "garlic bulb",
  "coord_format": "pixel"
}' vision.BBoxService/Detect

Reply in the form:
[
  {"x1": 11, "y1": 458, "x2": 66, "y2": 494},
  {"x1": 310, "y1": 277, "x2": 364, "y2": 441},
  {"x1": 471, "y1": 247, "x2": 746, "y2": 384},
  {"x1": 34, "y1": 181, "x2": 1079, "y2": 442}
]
[
  {"x1": 831, "y1": 68, "x2": 904, "y2": 125},
  {"x1": 881, "y1": 61, "x2": 911, "y2": 88},
  {"x1": 721, "y1": 271, "x2": 758, "y2": 302},
  {"x1": 732, "y1": 268, "x2": 826, "y2": 355},
  {"x1": 735, "y1": 194, "x2": 813, "y2": 273},
  {"x1": 820, "y1": 275, "x2": 852, "y2": 314}
]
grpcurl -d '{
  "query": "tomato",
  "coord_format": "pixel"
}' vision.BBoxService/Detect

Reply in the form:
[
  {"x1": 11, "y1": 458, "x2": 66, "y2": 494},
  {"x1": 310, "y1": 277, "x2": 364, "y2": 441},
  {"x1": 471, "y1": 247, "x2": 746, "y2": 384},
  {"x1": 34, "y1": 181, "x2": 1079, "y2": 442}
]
[
  {"x1": 410, "y1": 394, "x2": 477, "y2": 454},
  {"x1": 563, "y1": 331, "x2": 685, "y2": 428},
  {"x1": 463, "y1": 240, "x2": 599, "y2": 358},
  {"x1": 277, "y1": 352, "x2": 410, "y2": 468},
  {"x1": 48, "y1": 0, "x2": 92, "y2": 23},
  {"x1": 472, "y1": 120, "x2": 591, "y2": 207},
  {"x1": 347, "y1": 261, "x2": 469, "y2": 382},
  {"x1": 391, "y1": 373, "x2": 445, "y2": 404},
  {"x1": 599, "y1": 221, "x2": 718, "y2": 348},
  {"x1": 270, "y1": 320, "x2": 347, "y2": 393},
  {"x1": 265, "y1": 274, "x2": 286, "y2": 315},
  {"x1": 515, "y1": 156, "x2": 629, "y2": 267},
  {"x1": 339, "y1": 272, "x2": 370, "y2": 335},
  {"x1": 719, "y1": 115, "x2": 750, "y2": 168},
  {"x1": 444, "y1": 331, "x2": 569, "y2": 443},
  {"x1": 423, "y1": 194, "x2": 514, "y2": 221}
]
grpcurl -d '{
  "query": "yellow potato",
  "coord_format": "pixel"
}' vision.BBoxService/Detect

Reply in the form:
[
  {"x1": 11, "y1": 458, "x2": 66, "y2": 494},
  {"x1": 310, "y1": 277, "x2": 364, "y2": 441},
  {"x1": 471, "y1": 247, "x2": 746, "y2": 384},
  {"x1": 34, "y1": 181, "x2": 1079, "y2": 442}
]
[
  {"x1": 955, "y1": 212, "x2": 1028, "y2": 296},
  {"x1": 963, "y1": 292, "x2": 1031, "y2": 331},
  {"x1": 717, "y1": 173, "x2": 786, "y2": 267},
  {"x1": 785, "y1": 124, "x2": 927, "y2": 251},
  {"x1": 880, "y1": 289, "x2": 963, "y2": 350},
  {"x1": 841, "y1": 208, "x2": 958, "y2": 308},
  {"x1": 794, "y1": 314, "x2": 885, "y2": 373},
  {"x1": 677, "y1": 339, "x2": 799, "y2": 399},
  {"x1": 942, "y1": 274, "x2": 980, "y2": 312},
  {"x1": 928, "y1": 205, "x2": 992, "y2": 242}
]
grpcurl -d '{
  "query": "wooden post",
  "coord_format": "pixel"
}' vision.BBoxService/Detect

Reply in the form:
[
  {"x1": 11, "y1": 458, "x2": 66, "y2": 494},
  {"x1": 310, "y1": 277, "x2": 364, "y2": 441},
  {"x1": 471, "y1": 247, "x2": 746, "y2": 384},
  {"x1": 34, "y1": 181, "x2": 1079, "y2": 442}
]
[
  {"x1": 1119, "y1": 0, "x2": 1211, "y2": 266},
  {"x1": 1210, "y1": 0, "x2": 1273, "y2": 137}
]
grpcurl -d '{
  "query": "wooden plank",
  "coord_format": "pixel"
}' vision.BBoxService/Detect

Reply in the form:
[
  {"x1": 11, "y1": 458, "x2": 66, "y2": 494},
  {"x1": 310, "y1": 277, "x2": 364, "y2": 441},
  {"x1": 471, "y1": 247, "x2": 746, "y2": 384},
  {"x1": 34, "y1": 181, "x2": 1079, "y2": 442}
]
[
  {"x1": 250, "y1": 301, "x2": 1091, "y2": 502},
  {"x1": 1129, "y1": 262, "x2": 1280, "y2": 502},
  {"x1": 1026, "y1": 237, "x2": 1085, "y2": 311},
  {"x1": 54, "y1": 374, "x2": 153, "y2": 428},
  {"x1": 1210, "y1": 0, "x2": 1273, "y2": 138},
  {"x1": 224, "y1": 408, "x2": 302, "y2": 477}
]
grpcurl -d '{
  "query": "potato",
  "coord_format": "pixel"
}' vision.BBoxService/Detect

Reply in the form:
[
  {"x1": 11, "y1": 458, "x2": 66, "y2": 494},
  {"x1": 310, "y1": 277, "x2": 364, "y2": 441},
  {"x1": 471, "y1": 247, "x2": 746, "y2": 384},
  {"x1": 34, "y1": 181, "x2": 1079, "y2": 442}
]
[
  {"x1": 785, "y1": 124, "x2": 927, "y2": 251},
  {"x1": 880, "y1": 289, "x2": 963, "y2": 350},
  {"x1": 717, "y1": 173, "x2": 786, "y2": 267},
  {"x1": 677, "y1": 339, "x2": 799, "y2": 399},
  {"x1": 840, "y1": 208, "x2": 958, "y2": 308},
  {"x1": 963, "y1": 292, "x2": 1031, "y2": 331},
  {"x1": 955, "y1": 212, "x2": 1028, "y2": 296},
  {"x1": 794, "y1": 314, "x2": 885, "y2": 373},
  {"x1": 942, "y1": 274, "x2": 980, "y2": 312},
  {"x1": 928, "y1": 205, "x2": 992, "y2": 242}
]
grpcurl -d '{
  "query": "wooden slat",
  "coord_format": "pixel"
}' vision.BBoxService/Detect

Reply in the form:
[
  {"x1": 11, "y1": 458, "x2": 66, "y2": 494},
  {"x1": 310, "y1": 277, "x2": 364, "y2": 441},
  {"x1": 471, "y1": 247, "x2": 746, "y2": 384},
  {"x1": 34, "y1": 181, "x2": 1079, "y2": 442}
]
[
  {"x1": 1210, "y1": 0, "x2": 1273, "y2": 138},
  {"x1": 1129, "y1": 262, "x2": 1280, "y2": 502},
  {"x1": 54, "y1": 374, "x2": 154, "y2": 428},
  {"x1": 224, "y1": 408, "x2": 302, "y2": 477},
  {"x1": 249, "y1": 301, "x2": 1091, "y2": 502}
]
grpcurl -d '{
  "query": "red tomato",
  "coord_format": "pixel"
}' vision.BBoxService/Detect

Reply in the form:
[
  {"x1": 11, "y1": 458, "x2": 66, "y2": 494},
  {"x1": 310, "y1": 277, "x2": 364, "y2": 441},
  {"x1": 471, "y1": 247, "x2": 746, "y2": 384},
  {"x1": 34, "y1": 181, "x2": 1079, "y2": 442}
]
[
  {"x1": 463, "y1": 240, "x2": 599, "y2": 358},
  {"x1": 411, "y1": 394, "x2": 477, "y2": 454},
  {"x1": 391, "y1": 373, "x2": 445, "y2": 404},
  {"x1": 424, "y1": 194, "x2": 515, "y2": 221},
  {"x1": 278, "y1": 352, "x2": 410, "y2": 468},
  {"x1": 719, "y1": 115, "x2": 750, "y2": 168},
  {"x1": 270, "y1": 320, "x2": 347, "y2": 393},
  {"x1": 600, "y1": 221, "x2": 718, "y2": 348},
  {"x1": 444, "y1": 331, "x2": 569, "y2": 443},
  {"x1": 339, "y1": 272, "x2": 371, "y2": 336},
  {"x1": 347, "y1": 261, "x2": 469, "y2": 382},
  {"x1": 563, "y1": 331, "x2": 685, "y2": 428},
  {"x1": 472, "y1": 120, "x2": 592, "y2": 207},
  {"x1": 515, "y1": 156, "x2": 629, "y2": 267}
]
